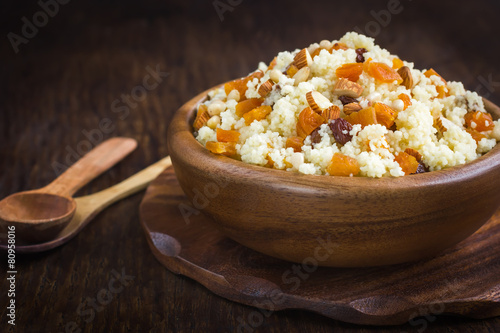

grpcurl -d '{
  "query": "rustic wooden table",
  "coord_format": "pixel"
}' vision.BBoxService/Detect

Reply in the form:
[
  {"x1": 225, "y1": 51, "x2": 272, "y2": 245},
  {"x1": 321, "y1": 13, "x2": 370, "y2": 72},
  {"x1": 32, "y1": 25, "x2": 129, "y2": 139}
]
[{"x1": 1, "y1": 0, "x2": 500, "y2": 332}]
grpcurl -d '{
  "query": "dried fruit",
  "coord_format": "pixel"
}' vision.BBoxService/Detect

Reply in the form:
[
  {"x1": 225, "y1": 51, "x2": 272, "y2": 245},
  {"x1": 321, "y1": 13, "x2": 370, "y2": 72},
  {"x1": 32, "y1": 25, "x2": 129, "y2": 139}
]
[
  {"x1": 373, "y1": 102, "x2": 397, "y2": 128},
  {"x1": 355, "y1": 48, "x2": 368, "y2": 63},
  {"x1": 206, "y1": 141, "x2": 237, "y2": 156},
  {"x1": 395, "y1": 152, "x2": 419, "y2": 175},
  {"x1": 306, "y1": 91, "x2": 332, "y2": 113},
  {"x1": 404, "y1": 148, "x2": 422, "y2": 162},
  {"x1": 309, "y1": 127, "x2": 322, "y2": 145},
  {"x1": 424, "y1": 68, "x2": 446, "y2": 84},
  {"x1": 286, "y1": 136, "x2": 304, "y2": 152},
  {"x1": 330, "y1": 42, "x2": 348, "y2": 51},
  {"x1": 293, "y1": 67, "x2": 311, "y2": 86},
  {"x1": 216, "y1": 128, "x2": 240, "y2": 143},
  {"x1": 258, "y1": 79, "x2": 274, "y2": 97},
  {"x1": 339, "y1": 95, "x2": 359, "y2": 105},
  {"x1": 345, "y1": 107, "x2": 378, "y2": 128},
  {"x1": 243, "y1": 105, "x2": 273, "y2": 125},
  {"x1": 343, "y1": 102, "x2": 362, "y2": 115},
  {"x1": 413, "y1": 162, "x2": 428, "y2": 174},
  {"x1": 392, "y1": 58, "x2": 404, "y2": 70},
  {"x1": 329, "y1": 118, "x2": 353, "y2": 145},
  {"x1": 397, "y1": 66, "x2": 413, "y2": 89},
  {"x1": 336, "y1": 63, "x2": 363, "y2": 82},
  {"x1": 322, "y1": 105, "x2": 341, "y2": 121},
  {"x1": 235, "y1": 98, "x2": 264, "y2": 117},
  {"x1": 464, "y1": 111, "x2": 494, "y2": 132},
  {"x1": 294, "y1": 48, "x2": 313, "y2": 69},
  {"x1": 398, "y1": 93, "x2": 412, "y2": 110},
  {"x1": 224, "y1": 71, "x2": 263, "y2": 99},
  {"x1": 466, "y1": 128, "x2": 487, "y2": 143},
  {"x1": 327, "y1": 153, "x2": 360, "y2": 176},
  {"x1": 297, "y1": 107, "x2": 325, "y2": 138},
  {"x1": 193, "y1": 104, "x2": 210, "y2": 131},
  {"x1": 286, "y1": 64, "x2": 299, "y2": 77},
  {"x1": 332, "y1": 78, "x2": 364, "y2": 98},
  {"x1": 365, "y1": 61, "x2": 403, "y2": 84}
]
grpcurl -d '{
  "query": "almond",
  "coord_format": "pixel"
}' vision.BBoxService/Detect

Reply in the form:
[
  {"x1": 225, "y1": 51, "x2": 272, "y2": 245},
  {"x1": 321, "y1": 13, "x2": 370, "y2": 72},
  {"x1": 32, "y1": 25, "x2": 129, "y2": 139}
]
[
  {"x1": 258, "y1": 79, "x2": 274, "y2": 97},
  {"x1": 193, "y1": 104, "x2": 211, "y2": 130},
  {"x1": 332, "y1": 78, "x2": 364, "y2": 98},
  {"x1": 435, "y1": 117, "x2": 447, "y2": 133},
  {"x1": 404, "y1": 148, "x2": 422, "y2": 162},
  {"x1": 343, "y1": 102, "x2": 362, "y2": 115},
  {"x1": 322, "y1": 105, "x2": 341, "y2": 121},
  {"x1": 397, "y1": 66, "x2": 413, "y2": 90},
  {"x1": 293, "y1": 48, "x2": 313, "y2": 69},
  {"x1": 293, "y1": 67, "x2": 311, "y2": 86},
  {"x1": 306, "y1": 91, "x2": 332, "y2": 113}
]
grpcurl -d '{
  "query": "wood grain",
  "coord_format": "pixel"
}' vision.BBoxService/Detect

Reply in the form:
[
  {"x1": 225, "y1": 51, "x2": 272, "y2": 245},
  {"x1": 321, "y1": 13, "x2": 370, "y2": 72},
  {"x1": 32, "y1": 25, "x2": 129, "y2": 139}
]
[
  {"x1": 140, "y1": 166, "x2": 500, "y2": 325},
  {"x1": 2, "y1": 0, "x2": 500, "y2": 331},
  {"x1": 168, "y1": 87, "x2": 500, "y2": 267}
]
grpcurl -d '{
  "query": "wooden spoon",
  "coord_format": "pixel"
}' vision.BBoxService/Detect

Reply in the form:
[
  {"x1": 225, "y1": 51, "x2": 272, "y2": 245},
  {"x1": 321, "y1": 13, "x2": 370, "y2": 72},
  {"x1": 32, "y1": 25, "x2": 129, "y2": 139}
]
[
  {"x1": 0, "y1": 156, "x2": 172, "y2": 253},
  {"x1": 0, "y1": 137, "x2": 137, "y2": 243}
]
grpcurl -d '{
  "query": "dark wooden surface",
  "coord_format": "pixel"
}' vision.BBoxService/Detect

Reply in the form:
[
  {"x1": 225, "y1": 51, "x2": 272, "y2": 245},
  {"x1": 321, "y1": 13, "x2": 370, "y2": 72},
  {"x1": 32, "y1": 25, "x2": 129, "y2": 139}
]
[
  {"x1": 141, "y1": 167, "x2": 500, "y2": 326},
  {"x1": 1, "y1": 0, "x2": 500, "y2": 332}
]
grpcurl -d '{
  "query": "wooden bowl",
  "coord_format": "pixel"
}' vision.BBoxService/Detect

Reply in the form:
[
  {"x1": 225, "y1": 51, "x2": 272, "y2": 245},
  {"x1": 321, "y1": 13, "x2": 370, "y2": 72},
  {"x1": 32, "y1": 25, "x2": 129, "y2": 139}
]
[{"x1": 167, "y1": 86, "x2": 500, "y2": 267}]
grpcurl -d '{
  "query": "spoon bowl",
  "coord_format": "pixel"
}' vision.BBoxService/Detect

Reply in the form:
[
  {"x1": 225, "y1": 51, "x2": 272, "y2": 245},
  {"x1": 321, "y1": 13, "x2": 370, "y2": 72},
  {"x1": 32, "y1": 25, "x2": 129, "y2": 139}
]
[{"x1": 0, "y1": 137, "x2": 137, "y2": 243}]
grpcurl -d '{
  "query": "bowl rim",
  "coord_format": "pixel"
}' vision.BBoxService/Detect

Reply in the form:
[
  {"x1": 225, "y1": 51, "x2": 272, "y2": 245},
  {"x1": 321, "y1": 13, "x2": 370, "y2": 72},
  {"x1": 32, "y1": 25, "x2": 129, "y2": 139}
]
[{"x1": 169, "y1": 83, "x2": 500, "y2": 190}]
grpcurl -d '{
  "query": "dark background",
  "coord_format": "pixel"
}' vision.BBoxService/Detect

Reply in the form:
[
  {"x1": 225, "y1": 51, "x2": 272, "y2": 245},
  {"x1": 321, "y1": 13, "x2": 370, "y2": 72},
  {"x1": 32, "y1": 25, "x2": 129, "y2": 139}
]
[{"x1": 1, "y1": 0, "x2": 500, "y2": 332}]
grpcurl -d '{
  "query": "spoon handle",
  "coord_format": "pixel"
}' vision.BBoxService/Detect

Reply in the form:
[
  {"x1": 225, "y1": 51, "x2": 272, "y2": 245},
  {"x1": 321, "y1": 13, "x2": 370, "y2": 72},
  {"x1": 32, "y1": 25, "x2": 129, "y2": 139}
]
[
  {"x1": 74, "y1": 156, "x2": 172, "y2": 220},
  {"x1": 43, "y1": 137, "x2": 138, "y2": 197}
]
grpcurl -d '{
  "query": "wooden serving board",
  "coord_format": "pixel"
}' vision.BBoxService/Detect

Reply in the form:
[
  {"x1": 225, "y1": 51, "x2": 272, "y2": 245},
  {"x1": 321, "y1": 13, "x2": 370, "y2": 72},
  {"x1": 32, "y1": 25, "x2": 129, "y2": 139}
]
[{"x1": 139, "y1": 167, "x2": 500, "y2": 326}]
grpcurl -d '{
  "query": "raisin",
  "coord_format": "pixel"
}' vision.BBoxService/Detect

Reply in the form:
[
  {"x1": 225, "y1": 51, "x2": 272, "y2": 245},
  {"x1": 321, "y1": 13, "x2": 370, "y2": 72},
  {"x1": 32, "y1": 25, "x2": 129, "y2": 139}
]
[
  {"x1": 412, "y1": 162, "x2": 428, "y2": 174},
  {"x1": 355, "y1": 48, "x2": 368, "y2": 63},
  {"x1": 309, "y1": 127, "x2": 322, "y2": 146},
  {"x1": 329, "y1": 118, "x2": 353, "y2": 145},
  {"x1": 339, "y1": 95, "x2": 359, "y2": 105}
]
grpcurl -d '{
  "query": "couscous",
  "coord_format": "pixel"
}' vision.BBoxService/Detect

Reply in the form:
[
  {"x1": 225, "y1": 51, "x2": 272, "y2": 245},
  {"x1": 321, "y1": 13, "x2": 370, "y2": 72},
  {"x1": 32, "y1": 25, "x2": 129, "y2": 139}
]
[{"x1": 193, "y1": 32, "x2": 499, "y2": 177}]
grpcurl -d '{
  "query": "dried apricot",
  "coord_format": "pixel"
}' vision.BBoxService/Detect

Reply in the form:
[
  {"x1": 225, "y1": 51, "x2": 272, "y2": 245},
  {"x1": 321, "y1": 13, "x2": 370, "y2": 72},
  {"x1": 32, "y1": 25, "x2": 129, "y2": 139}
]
[
  {"x1": 297, "y1": 107, "x2": 325, "y2": 138},
  {"x1": 235, "y1": 98, "x2": 264, "y2": 117},
  {"x1": 330, "y1": 42, "x2": 348, "y2": 51},
  {"x1": 216, "y1": 128, "x2": 240, "y2": 143},
  {"x1": 243, "y1": 105, "x2": 273, "y2": 125},
  {"x1": 464, "y1": 111, "x2": 494, "y2": 132},
  {"x1": 345, "y1": 107, "x2": 378, "y2": 128},
  {"x1": 395, "y1": 152, "x2": 419, "y2": 175},
  {"x1": 374, "y1": 103, "x2": 397, "y2": 128},
  {"x1": 327, "y1": 153, "x2": 360, "y2": 176},
  {"x1": 365, "y1": 62, "x2": 403, "y2": 84},
  {"x1": 286, "y1": 136, "x2": 304, "y2": 152},
  {"x1": 268, "y1": 57, "x2": 277, "y2": 71},
  {"x1": 466, "y1": 128, "x2": 487, "y2": 143},
  {"x1": 424, "y1": 68, "x2": 446, "y2": 83},
  {"x1": 392, "y1": 58, "x2": 404, "y2": 70},
  {"x1": 206, "y1": 141, "x2": 237, "y2": 156},
  {"x1": 224, "y1": 71, "x2": 262, "y2": 99},
  {"x1": 336, "y1": 63, "x2": 363, "y2": 82},
  {"x1": 398, "y1": 93, "x2": 412, "y2": 110},
  {"x1": 286, "y1": 64, "x2": 299, "y2": 77}
]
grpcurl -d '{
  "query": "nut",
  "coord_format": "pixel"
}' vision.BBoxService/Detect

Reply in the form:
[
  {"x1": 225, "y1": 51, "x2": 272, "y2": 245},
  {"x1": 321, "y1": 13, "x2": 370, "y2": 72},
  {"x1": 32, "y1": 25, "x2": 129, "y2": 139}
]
[
  {"x1": 332, "y1": 78, "x2": 364, "y2": 98},
  {"x1": 306, "y1": 91, "x2": 332, "y2": 113},
  {"x1": 435, "y1": 117, "x2": 447, "y2": 133},
  {"x1": 206, "y1": 115, "x2": 221, "y2": 129},
  {"x1": 293, "y1": 67, "x2": 311, "y2": 86},
  {"x1": 293, "y1": 48, "x2": 313, "y2": 69},
  {"x1": 343, "y1": 102, "x2": 362, "y2": 115},
  {"x1": 269, "y1": 69, "x2": 282, "y2": 83},
  {"x1": 193, "y1": 104, "x2": 211, "y2": 131},
  {"x1": 322, "y1": 105, "x2": 340, "y2": 121},
  {"x1": 258, "y1": 79, "x2": 274, "y2": 97},
  {"x1": 397, "y1": 66, "x2": 414, "y2": 89},
  {"x1": 207, "y1": 100, "x2": 226, "y2": 116},
  {"x1": 227, "y1": 89, "x2": 240, "y2": 102},
  {"x1": 404, "y1": 148, "x2": 422, "y2": 162}
]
